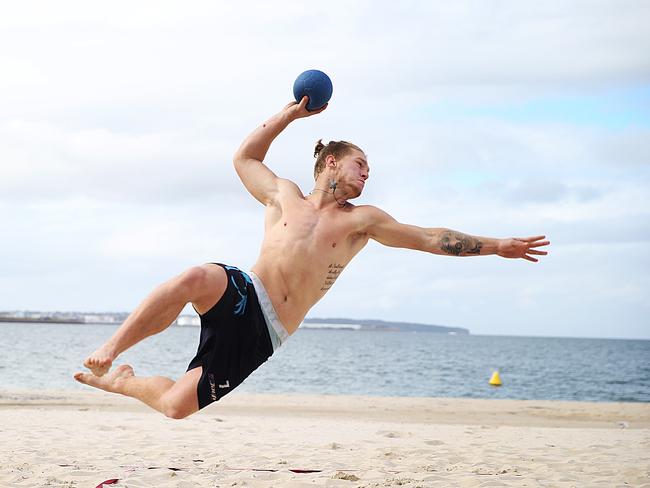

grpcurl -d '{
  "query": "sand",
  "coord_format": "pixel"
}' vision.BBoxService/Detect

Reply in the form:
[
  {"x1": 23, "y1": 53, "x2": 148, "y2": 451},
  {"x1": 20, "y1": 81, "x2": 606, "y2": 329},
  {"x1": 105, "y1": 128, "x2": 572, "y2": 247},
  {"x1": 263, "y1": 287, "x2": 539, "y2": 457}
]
[{"x1": 1, "y1": 390, "x2": 648, "y2": 487}]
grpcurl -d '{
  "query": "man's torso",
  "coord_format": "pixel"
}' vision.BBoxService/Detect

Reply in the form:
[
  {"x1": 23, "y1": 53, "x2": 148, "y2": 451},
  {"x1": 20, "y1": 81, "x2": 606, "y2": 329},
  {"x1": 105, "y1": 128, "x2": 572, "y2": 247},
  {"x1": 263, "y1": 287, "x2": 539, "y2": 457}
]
[{"x1": 251, "y1": 179, "x2": 372, "y2": 332}]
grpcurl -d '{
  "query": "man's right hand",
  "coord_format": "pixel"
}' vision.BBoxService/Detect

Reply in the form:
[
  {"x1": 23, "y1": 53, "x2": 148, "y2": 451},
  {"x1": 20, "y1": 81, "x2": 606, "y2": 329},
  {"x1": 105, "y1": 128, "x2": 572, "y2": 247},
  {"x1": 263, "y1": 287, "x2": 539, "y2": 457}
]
[{"x1": 283, "y1": 96, "x2": 328, "y2": 120}]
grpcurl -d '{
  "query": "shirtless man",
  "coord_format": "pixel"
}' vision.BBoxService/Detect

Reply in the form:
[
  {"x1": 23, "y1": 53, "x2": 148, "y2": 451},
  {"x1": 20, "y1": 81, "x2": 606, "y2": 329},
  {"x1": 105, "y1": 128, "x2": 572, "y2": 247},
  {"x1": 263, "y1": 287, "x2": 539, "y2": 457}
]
[{"x1": 74, "y1": 97, "x2": 549, "y2": 419}]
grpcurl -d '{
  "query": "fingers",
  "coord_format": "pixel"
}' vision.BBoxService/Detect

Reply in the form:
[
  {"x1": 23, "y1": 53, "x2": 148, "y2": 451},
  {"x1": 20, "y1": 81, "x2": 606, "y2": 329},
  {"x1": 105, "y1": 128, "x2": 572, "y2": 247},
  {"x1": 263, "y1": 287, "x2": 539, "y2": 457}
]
[
  {"x1": 527, "y1": 249, "x2": 548, "y2": 256},
  {"x1": 516, "y1": 235, "x2": 546, "y2": 243},
  {"x1": 515, "y1": 236, "x2": 550, "y2": 247},
  {"x1": 284, "y1": 97, "x2": 328, "y2": 118},
  {"x1": 523, "y1": 245, "x2": 548, "y2": 262},
  {"x1": 529, "y1": 241, "x2": 550, "y2": 248},
  {"x1": 311, "y1": 102, "x2": 328, "y2": 114}
]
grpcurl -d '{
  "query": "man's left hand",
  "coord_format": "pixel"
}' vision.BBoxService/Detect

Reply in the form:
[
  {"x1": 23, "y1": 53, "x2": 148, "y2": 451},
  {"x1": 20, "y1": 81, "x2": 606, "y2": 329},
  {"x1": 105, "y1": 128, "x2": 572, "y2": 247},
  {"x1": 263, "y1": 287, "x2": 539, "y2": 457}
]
[{"x1": 497, "y1": 236, "x2": 550, "y2": 262}]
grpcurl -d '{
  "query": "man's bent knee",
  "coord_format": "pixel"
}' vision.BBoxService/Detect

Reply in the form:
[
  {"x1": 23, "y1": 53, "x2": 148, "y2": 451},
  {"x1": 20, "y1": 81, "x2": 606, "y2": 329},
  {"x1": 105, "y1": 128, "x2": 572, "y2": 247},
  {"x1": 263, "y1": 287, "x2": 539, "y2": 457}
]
[
  {"x1": 183, "y1": 265, "x2": 228, "y2": 315},
  {"x1": 164, "y1": 407, "x2": 191, "y2": 420},
  {"x1": 161, "y1": 398, "x2": 196, "y2": 420},
  {"x1": 175, "y1": 265, "x2": 224, "y2": 299},
  {"x1": 176, "y1": 266, "x2": 209, "y2": 296}
]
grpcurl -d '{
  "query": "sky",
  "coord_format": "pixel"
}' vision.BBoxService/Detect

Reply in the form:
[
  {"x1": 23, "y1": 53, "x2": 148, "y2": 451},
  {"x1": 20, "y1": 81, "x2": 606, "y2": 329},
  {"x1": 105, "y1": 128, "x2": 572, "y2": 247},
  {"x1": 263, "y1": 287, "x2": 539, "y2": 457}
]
[{"x1": 1, "y1": 1, "x2": 648, "y2": 339}]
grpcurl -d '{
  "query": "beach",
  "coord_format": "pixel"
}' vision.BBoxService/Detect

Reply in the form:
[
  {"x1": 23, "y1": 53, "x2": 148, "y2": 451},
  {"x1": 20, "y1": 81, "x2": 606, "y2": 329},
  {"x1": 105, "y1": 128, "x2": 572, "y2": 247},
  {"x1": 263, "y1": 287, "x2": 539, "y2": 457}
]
[{"x1": 1, "y1": 391, "x2": 648, "y2": 487}]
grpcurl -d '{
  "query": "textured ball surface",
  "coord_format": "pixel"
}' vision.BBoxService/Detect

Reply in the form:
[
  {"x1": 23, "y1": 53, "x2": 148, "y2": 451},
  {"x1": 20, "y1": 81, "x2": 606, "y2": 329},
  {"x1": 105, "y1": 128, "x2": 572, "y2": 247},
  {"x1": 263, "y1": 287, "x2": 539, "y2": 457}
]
[{"x1": 293, "y1": 70, "x2": 333, "y2": 111}]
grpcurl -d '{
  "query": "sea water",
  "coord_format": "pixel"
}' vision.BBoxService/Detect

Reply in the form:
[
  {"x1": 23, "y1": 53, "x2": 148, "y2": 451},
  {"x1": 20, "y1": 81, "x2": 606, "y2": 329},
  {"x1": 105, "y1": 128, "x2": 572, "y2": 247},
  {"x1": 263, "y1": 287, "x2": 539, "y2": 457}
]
[{"x1": 0, "y1": 322, "x2": 648, "y2": 402}]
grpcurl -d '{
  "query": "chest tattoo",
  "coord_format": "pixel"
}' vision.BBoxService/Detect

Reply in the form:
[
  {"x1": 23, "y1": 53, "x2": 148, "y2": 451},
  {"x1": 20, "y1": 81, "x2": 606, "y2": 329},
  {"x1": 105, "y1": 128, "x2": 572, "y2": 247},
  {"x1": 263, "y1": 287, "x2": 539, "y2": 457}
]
[{"x1": 321, "y1": 263, "x2": 345, "y2": 291}]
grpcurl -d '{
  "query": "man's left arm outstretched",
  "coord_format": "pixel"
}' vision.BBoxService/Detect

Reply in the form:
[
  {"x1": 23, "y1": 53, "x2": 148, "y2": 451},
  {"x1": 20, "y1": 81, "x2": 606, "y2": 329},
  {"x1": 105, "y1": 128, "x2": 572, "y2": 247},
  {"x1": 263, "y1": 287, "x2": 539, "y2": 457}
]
[{"x1": 364, "y1": 207, "x2": 549, "y2": 262}]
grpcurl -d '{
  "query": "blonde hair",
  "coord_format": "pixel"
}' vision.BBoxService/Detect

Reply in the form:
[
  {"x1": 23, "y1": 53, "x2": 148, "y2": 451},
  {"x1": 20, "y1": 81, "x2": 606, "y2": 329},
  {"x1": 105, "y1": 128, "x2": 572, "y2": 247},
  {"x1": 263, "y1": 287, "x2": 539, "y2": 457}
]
[{"x1": 313, "y1": 139, "x2": 364, "y2": 180}]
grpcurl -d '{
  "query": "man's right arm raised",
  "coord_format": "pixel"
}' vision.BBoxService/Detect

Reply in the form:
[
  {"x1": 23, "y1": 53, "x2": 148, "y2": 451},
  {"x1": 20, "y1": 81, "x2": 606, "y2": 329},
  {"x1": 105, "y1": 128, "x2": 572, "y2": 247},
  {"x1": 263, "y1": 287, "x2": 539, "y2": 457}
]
[{"x1": 233, "y1": 97, "x2": 327, "y2": 205}]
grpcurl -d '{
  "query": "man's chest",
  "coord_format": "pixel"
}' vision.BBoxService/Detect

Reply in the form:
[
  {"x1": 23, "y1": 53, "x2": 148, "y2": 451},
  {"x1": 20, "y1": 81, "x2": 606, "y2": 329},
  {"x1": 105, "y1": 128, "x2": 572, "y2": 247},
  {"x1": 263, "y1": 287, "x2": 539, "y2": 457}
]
[{"x1": 281, "y1": 207, "x2": 362, "y2": 249}]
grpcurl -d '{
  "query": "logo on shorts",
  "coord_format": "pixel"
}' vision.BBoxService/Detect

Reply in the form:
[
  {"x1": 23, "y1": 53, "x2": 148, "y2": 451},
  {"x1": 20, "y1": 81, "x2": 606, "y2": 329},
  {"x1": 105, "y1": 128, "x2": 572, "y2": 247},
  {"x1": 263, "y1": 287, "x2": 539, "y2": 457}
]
[
  {"x1": 208, "y1": 373, "x2": 217, "y2": 401},
  {"x1": 218, "y1": 380, "x2": 230, "y2": 389}
]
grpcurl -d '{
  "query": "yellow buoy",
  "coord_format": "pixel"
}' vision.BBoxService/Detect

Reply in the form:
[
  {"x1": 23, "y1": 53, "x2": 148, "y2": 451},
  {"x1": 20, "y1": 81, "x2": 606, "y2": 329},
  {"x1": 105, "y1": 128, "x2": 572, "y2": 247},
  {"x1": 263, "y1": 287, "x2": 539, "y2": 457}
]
[{"x1": 489, "y1": 370, "x2": 502, "y2": 386}]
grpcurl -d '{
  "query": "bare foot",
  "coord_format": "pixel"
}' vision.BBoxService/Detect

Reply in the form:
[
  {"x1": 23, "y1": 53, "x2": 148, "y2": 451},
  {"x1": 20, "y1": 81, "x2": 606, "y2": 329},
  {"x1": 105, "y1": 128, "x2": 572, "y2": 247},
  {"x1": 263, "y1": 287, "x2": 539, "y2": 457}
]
[
  {"x1": 83, "y1": 343, "x2": 117, "y2": 377},
  {"x1": 74, "y1": 364, "x2": 135, "y2": 393}
]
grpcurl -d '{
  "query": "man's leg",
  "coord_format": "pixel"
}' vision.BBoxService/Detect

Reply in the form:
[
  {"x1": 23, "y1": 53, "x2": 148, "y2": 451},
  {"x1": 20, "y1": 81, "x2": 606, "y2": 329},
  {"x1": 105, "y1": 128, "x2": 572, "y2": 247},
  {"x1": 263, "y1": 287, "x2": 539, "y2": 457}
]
[
  {"x1": 75, "y1": 364, "x2": 203, "y2": 418},
  {"x1": 74, "y1": 264, "x2": 227, "y2": 418},
  {"x1": 81, "y1": 264, "x2": 227, "y2": 376}
]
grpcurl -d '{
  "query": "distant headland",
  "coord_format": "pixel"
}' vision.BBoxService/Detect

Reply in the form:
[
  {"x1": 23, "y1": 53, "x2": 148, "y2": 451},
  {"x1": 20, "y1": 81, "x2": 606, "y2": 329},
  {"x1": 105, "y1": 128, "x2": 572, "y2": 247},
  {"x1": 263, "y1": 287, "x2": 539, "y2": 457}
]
[{"x1": 303, "y1": 318, "x2": 469, "y2": 334}]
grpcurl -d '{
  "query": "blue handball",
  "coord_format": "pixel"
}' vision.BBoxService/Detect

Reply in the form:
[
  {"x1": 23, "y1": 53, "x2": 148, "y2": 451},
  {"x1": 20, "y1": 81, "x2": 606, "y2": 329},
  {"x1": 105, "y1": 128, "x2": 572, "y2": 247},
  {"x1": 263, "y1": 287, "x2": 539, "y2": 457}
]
[{"x1": 293, "y1": 69, "x2": 333, "y2": 111}]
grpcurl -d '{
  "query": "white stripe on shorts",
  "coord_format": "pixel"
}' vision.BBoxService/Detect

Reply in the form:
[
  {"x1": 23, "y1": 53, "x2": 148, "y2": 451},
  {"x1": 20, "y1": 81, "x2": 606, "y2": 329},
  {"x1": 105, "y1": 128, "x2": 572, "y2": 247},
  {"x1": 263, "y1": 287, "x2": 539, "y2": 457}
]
[{"x1": 249, "y1": 271, "x2": 290, "y2": 351}]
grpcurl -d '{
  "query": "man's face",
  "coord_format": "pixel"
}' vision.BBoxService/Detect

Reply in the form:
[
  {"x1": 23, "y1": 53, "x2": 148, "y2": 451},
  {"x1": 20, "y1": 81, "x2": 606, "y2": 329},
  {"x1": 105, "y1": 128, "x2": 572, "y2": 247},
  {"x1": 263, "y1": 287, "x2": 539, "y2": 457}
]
[{"x1": 335, "y1": 149, "x2": 369, "y2": 199}]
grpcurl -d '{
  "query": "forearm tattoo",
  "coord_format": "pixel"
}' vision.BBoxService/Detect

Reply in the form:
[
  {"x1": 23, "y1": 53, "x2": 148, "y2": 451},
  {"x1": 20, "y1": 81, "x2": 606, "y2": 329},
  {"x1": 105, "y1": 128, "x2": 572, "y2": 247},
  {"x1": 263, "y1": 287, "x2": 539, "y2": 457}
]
[
  {"x1": 321, "y1": 263, "x2": 345, "y2": 291},
  {"x1": 439, "y1": 231, "x2": 483, "y2": 256}
]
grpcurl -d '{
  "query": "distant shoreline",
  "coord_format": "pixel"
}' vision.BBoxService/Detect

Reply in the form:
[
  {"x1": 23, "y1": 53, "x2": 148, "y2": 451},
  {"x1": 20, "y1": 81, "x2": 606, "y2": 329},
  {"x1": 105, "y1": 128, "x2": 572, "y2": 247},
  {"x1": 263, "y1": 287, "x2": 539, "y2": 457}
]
[
  {"x1": 0, "y1": 319, "x2": 464, "y2": 333},
  {"x1": 0, "y1": 314, "x2": 470, "y2": 334},
  {"x1": 0, "y1": 317, "x2": 86, "y2": 324},
  {"x1": 303, "y1": 317, "x2": 469, "y2": 334}
]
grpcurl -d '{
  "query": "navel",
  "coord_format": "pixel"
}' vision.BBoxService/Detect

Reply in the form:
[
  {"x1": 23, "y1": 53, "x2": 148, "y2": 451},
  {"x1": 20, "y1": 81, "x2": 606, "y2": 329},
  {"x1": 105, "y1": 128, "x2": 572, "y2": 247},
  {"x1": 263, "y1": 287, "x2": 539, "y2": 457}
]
[
  {"x1": 284, "y1": 222, "x2": 287, "y2": 227},
  {"x1": 332, "y1": 242, "x2": 337, "y2": 248}
]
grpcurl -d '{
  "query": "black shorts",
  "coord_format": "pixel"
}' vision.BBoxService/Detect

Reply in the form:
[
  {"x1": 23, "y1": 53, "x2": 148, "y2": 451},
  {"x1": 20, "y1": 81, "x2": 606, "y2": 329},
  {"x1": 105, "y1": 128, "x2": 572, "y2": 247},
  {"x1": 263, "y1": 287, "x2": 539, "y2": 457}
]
[{"x1": 187, "y1": 263, "x2": 274, "y2": 409}]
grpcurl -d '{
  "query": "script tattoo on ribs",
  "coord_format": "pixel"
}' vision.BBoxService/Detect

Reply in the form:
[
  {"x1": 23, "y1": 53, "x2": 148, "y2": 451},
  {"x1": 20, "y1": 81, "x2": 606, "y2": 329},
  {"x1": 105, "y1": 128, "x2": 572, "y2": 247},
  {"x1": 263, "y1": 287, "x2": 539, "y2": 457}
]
[
  {"x1": 321, "y1": 263, "x2": 345, "y2": 291},
  {"x1": 440, "y1": 231, "x2": 483, "y2": 256}
]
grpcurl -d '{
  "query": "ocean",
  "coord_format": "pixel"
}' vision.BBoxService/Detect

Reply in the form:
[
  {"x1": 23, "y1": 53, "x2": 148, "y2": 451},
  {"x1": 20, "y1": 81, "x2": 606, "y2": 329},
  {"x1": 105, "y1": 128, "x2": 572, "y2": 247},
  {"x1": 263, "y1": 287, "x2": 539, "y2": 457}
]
[{"x1": 1, "y1": 322, "x2": 648, "y2": 402}]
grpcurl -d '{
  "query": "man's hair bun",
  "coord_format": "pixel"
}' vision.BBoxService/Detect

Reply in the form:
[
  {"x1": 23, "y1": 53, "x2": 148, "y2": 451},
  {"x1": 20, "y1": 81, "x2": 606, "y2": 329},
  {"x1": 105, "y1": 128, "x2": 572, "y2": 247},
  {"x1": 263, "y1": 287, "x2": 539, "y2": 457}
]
[{"x1": 314, "y1": 139, "x2": 326, "y2": 158}]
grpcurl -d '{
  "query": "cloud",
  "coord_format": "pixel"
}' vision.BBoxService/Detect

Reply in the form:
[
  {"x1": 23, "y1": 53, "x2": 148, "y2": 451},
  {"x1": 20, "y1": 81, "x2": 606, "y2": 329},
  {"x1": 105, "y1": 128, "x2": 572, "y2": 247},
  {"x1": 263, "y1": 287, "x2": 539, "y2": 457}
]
[
  {"x1": 1, "y1": 1, "x2": 649, "y2": 116},
  {"x1": 487, "y1": 180, "x2": 608, "y2": 204},
  {"x1": 0, "y1": 120, "x2": 241, "y2": 203}
]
